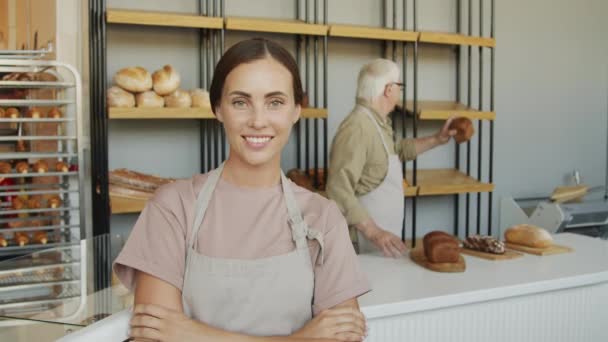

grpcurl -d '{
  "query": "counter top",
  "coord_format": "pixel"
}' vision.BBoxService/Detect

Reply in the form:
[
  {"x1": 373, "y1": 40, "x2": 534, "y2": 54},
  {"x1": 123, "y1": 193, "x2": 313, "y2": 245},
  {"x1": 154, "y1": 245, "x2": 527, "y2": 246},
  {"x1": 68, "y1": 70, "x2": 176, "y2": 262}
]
[{"x1": 358, "y1": 233, "x2": 608, "y2": 319}]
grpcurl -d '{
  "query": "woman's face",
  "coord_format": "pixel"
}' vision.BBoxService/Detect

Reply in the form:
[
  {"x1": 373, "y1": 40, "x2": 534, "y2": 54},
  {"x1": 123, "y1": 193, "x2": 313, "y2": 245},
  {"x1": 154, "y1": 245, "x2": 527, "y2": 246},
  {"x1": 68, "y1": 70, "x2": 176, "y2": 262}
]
[{"x1": 216, "y1": 57, "x2": 301, "y2": 167}]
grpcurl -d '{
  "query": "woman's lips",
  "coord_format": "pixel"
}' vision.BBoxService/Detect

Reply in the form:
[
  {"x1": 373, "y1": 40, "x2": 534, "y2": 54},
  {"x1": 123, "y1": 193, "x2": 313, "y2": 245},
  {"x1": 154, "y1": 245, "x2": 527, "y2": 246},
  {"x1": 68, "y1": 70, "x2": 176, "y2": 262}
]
[{"x1": 242, "y1": 135, "x2": 273, "y2": 150}]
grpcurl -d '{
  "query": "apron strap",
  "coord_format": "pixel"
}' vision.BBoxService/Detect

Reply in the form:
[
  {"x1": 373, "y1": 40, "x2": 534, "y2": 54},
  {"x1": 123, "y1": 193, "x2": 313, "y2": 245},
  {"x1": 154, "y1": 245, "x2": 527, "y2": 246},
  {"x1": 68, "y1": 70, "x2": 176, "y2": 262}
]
[
  {"x1": 281, "y1": 172, "x2": 325, "y2": 265},
  {"x1": 185, "y1": 162, "x2": 225, "y2": 268},
  {"x1": 358, "y1": 105, "x2": 391, "y2": 156}
]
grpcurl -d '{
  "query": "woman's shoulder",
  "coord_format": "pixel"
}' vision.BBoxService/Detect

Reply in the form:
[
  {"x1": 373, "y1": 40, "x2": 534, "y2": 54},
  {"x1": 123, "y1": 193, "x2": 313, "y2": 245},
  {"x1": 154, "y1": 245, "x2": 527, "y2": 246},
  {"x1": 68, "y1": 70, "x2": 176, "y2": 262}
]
[
  {"x1": 150, "y1": 172, "x2": 212, "y2": 209},
  {"x1": 291, "y1": 182, "x2": 346, "y2": 233}
]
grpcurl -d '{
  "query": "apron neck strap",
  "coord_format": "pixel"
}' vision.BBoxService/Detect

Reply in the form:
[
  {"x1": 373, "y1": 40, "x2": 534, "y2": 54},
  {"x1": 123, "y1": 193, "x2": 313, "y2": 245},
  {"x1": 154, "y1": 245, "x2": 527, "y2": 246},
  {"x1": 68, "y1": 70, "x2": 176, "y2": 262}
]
[
  {"x1": 187, "y1": 162, "x2": 224, "y2": 253},
  {"x1": 280, "y1": 172, "x2": 310, "y2": 249}
]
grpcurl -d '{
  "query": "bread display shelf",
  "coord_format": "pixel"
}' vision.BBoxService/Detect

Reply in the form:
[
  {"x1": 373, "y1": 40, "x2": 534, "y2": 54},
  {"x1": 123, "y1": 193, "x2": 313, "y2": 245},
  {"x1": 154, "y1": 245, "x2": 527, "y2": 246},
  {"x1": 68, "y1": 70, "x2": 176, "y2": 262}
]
[
  {"x1": 404, "y1": 101, "x2": 496, "y2": 120},
  {"x1": 0, "y1": 118, "x2": 74, "y2": 123},
  {"x1": 0, "y1": 136, "x2": 77, "y2": 141},
  {"x1": 329, "y1": 24, "x2": 418, "y2": 42},
  {"x1": 0, "y1": 206, "x2": 76, "y2": 216},
  {"x1": 225, "y1": 17, "x2": 328, "y2": 36},
  {"x1": 109, "y1": 107, "x2": 328, "y2": 119},
  {"x1": 0, "y1": 81, "x2": 75, "y2": 89},
  {"x1": 0, "y1": 152, "x2": 77, "y2": 160},
  {"x1": 0, "y1": 99, "x2": 73, "y2": 106},
  {"x1": 404, "y1": 169, "x2": 494, "y2": 196},
  {"x1": 419, "y1": 31, "x2": 496, "y2": 47},
  {"x1": 0, "y1": 171, "x2": 78, "y2": 178},
  {"x1": 107, "y1": 9, "x2": 224, "y2": 29}
]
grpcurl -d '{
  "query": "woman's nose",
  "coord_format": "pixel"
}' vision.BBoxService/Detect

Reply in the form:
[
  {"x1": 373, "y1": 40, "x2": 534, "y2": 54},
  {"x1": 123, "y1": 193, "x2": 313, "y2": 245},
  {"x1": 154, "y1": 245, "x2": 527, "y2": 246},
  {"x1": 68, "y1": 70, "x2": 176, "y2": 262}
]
[{"x1": 248, "y1": 106, "x2": 269, "y2": 129}]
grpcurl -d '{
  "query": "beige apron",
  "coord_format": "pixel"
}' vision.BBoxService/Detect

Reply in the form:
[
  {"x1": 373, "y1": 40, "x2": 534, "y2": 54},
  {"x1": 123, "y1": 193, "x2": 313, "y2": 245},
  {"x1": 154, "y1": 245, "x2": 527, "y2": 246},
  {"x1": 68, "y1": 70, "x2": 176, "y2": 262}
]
[
  {"x1": 357, "y1": 106, "x2": 405, "y2": 254},
  {"x1": 181, "y1": 163, "x2": 325, "y2": 336}
]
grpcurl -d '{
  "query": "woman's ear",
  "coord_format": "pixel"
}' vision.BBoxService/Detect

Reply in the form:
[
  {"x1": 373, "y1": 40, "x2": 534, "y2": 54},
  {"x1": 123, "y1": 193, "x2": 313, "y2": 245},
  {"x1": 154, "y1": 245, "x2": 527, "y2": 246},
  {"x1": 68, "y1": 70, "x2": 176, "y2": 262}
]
[
  {"x1": 215, "y1": 107, "x2": 224, "y2": 123},
  {"x1": 293, "y1": 104, "x2": 302, "y2": 124}
]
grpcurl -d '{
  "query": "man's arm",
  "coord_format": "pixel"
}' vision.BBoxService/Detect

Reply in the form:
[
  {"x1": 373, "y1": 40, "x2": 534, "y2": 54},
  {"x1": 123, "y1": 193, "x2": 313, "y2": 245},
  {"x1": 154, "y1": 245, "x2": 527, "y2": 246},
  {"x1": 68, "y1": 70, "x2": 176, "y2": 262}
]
[{"x1": 397, "y1": 117, "x2": 457, "y2": 160}]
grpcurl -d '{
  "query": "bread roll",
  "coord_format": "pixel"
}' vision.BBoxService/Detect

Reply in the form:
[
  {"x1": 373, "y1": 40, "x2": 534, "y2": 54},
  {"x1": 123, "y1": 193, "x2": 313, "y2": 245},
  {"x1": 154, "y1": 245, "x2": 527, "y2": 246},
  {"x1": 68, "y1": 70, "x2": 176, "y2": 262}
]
[
  {"x1": 27, "y1": 197, "x2": 42, "y2": 210},
  {"x1": 16, "y1": 140, "x2": 27, "y2": 152},
  {"x1": 12, "y1": 197, "x2": 25, "y2": 210},
  {"x1": 26, "y1": 107, "x2": 44, "y2": 118},
  {"x1": 136, "y1": 91, "x2": 165, "y2": 108},
  {"x1": 286, "y1": 169, "x2": 314, "y2": 191},
  {"x1": 33, "y1": 231, "x2": 48, "y2": 245},
  {"x1": 190, "y1": 88, "x2": 210, "y2": 108},
  {"x1": 504, "y1": 224, "x2": 553, "y2": 248},
  {"x1": 15, "y1": 161, "x2": 29, "y2": 174},
  {"x1": 423, "y1": 231, "x2": 460, "y2": 263},
  {"x1": 0, "y1": 108, "x2": 5, "y2": 118},
  {"x1": 449, "y1": 118, "x2": 475, "y2": 144},
  {"x1": 6, "y1": 107, "x2": 20, "y2": 118},
  {"x1": 113, "y1": 67, "x2": 152, "y2": 92},
  {"x1": 34, "y1": 160, "x2": 48, "y2": 173},
  {"x1": 0, "y1": 161, "x2": 11, "y2": 174},
  {"x1": 14, "y1": 232, "x2": 29, "y2": 247},
  {"x1": 48, "y1": 196, "x2": 62, "y2": 209},
  {"x1": 164, "y1": 89, "x2": 192, "y2": 108},
  {"x1": 55, "y1": 161, "x2": 69, "y2": 172},
  {"x1": 0, "y1": 234, "x2": 7, "y2": 248},
  {"x1": 107, "y1": 86, "x2": 135, "y2": 108},
  {"x1": 48, "y1": 107, "x2": 62, "y2": 118},
  {"x1": 152, "y1": 65, "x2": 180, "y2": 95}
]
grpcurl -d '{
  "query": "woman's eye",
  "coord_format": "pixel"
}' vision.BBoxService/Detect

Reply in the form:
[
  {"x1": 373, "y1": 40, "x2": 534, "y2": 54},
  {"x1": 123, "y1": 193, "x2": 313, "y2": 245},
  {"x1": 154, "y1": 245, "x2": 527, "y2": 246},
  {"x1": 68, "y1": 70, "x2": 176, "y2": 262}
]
[
  {"x1": 232, "y1": 100, "x2": 247, "y2": 108},
  {"x1": 269, "y1": 100, "x2": 284, "y2": 108}
]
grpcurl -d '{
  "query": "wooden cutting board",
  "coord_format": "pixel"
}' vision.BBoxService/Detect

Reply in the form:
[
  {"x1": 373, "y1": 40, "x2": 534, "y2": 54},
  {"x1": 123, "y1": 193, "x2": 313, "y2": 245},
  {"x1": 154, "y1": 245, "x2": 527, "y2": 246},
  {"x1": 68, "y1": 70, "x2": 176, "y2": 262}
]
[
  {"x1": 551, "y1": 185, "x2": 588, "y2": 203},
  {"x1": 410, "y1": 249, "x2": 465, "y2": 273},
  {"x1": 505, "y1": 242, "x2": 573, "y2": 256},
  {"x1": 460, "y1": 247, "x2": 523, "y2": 260}
]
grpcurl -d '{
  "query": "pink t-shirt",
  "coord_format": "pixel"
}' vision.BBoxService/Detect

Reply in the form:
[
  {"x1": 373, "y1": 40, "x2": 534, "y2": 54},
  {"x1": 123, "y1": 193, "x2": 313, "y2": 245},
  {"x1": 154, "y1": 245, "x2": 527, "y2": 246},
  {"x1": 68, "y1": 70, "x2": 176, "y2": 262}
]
[{"x1": 113, "y1": 173, "x2": 370, "y2": 315}]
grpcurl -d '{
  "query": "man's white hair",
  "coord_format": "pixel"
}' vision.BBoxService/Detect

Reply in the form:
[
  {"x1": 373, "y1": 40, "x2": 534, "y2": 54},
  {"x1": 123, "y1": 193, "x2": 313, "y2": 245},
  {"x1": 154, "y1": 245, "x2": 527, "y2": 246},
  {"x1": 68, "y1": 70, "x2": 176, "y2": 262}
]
[{"x1": 356, "y1": 58, "x2": 400, "y2": 103}]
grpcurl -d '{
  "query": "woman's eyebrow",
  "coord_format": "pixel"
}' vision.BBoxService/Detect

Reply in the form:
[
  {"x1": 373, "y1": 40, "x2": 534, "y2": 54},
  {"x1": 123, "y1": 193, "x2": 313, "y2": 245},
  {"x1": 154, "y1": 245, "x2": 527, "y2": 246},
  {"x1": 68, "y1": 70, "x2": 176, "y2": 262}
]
[
  {"x1": 228, "y1": 90, "x2": 251, "y2": 98},
  {"x1": 265, "y1": 91, "x2": 288, "y2": 98}
]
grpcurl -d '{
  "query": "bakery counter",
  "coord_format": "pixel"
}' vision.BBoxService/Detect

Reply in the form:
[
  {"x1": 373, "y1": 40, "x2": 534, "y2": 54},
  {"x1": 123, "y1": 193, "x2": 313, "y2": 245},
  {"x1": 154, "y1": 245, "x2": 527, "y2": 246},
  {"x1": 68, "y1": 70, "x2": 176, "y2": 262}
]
[{"x1": 358, "y1": 233, "x2": 608, "y2": 341}]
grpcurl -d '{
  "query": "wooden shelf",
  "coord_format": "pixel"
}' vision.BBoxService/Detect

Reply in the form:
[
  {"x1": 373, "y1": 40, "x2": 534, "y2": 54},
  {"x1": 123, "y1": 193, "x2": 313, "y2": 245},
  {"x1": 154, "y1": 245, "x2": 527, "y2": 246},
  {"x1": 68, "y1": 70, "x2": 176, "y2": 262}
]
[
  {"x1": 109, "y1": 107, "x2": 327, "y2": 119},
  {"x1": 225, "y1": 17, "x2": 328, "y2": 36},
  {"x1": 404, "y1": 169, "x2": 494, "y2": 196},
  {"x1": 106, "y1": 9, "x2": 224, "y2": 29},
  {"x1": 329, "y1": 24, "x2": 418, "y2": 42},
  {"x1": 403, "y1": 181, "x2": 418, "y2": 197},
  {"x1": 110, "y1": 193, "x2": 147, "y2": 214},
  {"x1": 419, "y1": 32, "x2": 495, "y2": 47},
  {"x1": 405, "y1": 101, "x2": 495, "y2": 120},
  {"x1": 109, "y1": 107, "x2": 215, "y2": 119}
]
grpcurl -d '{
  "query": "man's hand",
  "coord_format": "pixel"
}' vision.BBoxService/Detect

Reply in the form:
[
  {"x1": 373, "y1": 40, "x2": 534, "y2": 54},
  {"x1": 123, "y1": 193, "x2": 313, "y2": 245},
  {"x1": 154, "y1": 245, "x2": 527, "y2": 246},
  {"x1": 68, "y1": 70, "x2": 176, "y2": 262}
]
[
  {"x1": 434, "y1": 115, "x2": 458, "y2": 145},
  {"x1": 356, "y1": 219, "x2": 407, "y2": 258}
]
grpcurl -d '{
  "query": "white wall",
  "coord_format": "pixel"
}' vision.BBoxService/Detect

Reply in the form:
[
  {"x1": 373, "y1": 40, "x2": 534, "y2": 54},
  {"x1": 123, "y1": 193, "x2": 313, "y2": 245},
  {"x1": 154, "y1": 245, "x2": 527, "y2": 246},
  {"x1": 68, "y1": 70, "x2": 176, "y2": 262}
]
[{"x1": 104, "y1": 0, "x2": 608, "y2": 241}]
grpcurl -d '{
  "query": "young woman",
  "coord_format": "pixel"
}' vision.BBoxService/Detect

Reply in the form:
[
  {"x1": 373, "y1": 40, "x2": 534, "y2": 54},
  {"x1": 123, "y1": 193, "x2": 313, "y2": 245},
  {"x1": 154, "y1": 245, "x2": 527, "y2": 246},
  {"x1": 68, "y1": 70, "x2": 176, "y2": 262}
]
[{"x1": 114, "y1": 38, "x2": 370, "y2": 342}]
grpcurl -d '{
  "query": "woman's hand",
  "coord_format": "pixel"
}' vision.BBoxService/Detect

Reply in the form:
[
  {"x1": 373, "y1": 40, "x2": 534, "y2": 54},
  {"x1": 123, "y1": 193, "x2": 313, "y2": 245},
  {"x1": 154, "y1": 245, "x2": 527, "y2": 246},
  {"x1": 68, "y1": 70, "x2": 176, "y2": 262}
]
[
  {"x1": 129, "y1": 304, "x2": 214, "y2": 342},
  {"x1": 291, "y1": 307, "x2": 367, "y2": 341}
]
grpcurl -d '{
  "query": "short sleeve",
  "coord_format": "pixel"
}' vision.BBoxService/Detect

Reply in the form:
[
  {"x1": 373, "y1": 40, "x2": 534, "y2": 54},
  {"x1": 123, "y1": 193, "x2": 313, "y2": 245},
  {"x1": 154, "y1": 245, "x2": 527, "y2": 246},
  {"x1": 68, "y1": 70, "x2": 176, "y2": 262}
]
[
  {"x1": 312, "y1": 201, "x2": 371, "y2": 315},
  {"x1": 113, "y1": 197, "x2": 187, "y2": 292}
]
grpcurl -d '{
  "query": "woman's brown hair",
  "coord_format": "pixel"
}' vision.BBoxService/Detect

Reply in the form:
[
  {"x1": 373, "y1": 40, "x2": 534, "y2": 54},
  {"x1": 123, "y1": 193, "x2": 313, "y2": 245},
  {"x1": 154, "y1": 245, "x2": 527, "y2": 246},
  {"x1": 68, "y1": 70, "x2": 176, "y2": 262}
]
[{"x1": 209, "y1": 38, "x2": 303, "y2": 113}]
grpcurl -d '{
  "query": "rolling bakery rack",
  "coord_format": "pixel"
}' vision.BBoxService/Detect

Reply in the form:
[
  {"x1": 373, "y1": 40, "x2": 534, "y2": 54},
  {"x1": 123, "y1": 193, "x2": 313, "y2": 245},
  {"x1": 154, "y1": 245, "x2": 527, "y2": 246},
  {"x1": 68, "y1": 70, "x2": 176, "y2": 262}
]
[{"x1": 0, "y1": 50, "x2": 88, "y2": 320}]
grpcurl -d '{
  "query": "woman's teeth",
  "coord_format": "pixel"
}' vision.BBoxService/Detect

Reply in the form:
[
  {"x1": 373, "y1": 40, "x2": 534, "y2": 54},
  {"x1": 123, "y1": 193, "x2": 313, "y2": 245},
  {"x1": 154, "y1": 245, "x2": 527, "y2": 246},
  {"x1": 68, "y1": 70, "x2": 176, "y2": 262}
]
[{"x1": 245, "y1": 136, "x2": 271, "y2": 144}]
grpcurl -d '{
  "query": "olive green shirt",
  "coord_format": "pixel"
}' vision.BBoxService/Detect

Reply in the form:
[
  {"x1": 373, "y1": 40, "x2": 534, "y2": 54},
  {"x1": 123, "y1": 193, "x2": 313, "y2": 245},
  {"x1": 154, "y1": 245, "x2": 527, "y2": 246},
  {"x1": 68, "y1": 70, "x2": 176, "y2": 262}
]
[{"x1": 327, "y1": 101, "x2": 417, "y2": 226}]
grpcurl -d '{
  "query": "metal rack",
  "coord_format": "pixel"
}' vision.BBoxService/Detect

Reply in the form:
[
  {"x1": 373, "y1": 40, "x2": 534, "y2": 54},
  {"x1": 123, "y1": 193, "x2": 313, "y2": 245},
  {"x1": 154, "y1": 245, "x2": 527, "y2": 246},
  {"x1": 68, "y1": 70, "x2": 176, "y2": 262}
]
[{"x1": 0, "y1": 54, "x2": 87, "y2": 318}]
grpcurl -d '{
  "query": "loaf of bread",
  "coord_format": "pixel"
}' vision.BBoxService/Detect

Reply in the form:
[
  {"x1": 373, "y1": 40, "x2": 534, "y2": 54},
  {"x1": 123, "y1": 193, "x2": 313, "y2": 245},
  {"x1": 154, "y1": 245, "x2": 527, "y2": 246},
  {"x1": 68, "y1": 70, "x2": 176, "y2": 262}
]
[
  {"x1": 136, "y1": 91, "x2": 164, "y2": 108},
  {"x1": 463, "y1": 235, "x2": 505, "y2": 254},
  {"x1": 12, "y1": 197, "x2": 25, "y2": 210},
  {"x1": 190, "y1": 88, "x2": 211, "y2": 108},
  {"x1": 107, "y1": 86, "x2": 135, "y2": 108},
  {"x1": 0, "y1": 234, "x2": 7, "y2": 247},
  {"x1": 423, "y1": 231, "x2": 460, "y2": 263},
  {"x1": 0, "y1": 108, "x2": 4, "y2": 118},
  {"x1": 449, "y1": 118, "x2": 475, "y2": 144},
  {"x1": 14, "y1": 232, "x2": 29, "y2": 247},
  {"x1": 33, "y1": 231, "x2": 48, "y2": 245},
  {"x1": 16, "y1": 140, "x2": 27, "y2": 152},
  {"x1": 164, "y1": 89, "x2": 192, "y2": 108},
  {"x1": 113, "y1": 66, "x2": 152, "y2": 92},
  {"x1": 48, "y1": 195, "x2": 62, "y2": 209},
  {"x1": 152, "y1": 65, "x2": 180, "y2": 95},
  {"x1": 27, "y1": 197, "x2": 42, "y2": 210},
  {"x1": 504, "y1": 224, "x2": 553, "y2": 248}
]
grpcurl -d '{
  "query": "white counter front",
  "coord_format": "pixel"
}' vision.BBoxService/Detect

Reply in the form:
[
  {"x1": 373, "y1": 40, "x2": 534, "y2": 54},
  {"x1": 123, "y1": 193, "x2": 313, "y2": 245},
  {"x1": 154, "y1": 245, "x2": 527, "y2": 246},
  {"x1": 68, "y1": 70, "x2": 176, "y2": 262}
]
[{"x1": 358, "y1": 233, "x2": 608, "y2": 342}]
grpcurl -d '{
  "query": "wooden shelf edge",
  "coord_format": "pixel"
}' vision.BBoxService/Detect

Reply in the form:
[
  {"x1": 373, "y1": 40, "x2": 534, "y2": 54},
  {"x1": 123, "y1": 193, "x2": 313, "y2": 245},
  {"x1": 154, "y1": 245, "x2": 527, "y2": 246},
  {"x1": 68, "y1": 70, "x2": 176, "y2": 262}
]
[
  {"x1": 110, "y1": 193, "x2": 147, "y2": 214},
  {"x1": 107, "y1": 9, "x2": 224, "y2": 29},
  {"x1": 404, "y1": 169, "x2": 495, "y2": 197},
  {"x1": 109, "y1": 107, "x2": 326, "y2": 120},
  {"x1": 418, "y1": 183, "x2": 495, "y2": 196},
  {"x1": 225, "y1": 17, "x2": 328, "y2": 36},
  {"x1": 404, "y1": 101, "x2": 496, "y2": 121},
  {"x1": 109, "y1": 107, "x2": 216, "y2": 119},
  {"x1": 419, "y1": 32, "x2": 495, "y2": 48},
  {"x1": 419, "y1": 111, "x2": 496, "y2": 121},
  {"x1": 329, "y1": 24, "x2": 418, "y2": 42}
]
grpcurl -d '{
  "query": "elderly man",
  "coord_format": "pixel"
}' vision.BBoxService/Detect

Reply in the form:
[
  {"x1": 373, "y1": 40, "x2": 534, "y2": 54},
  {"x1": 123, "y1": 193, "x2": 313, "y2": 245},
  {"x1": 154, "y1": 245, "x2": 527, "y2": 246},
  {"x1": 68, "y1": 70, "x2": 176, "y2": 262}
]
[{"x1": 327, "y1": 58, "x2": 456, "y2": 257}]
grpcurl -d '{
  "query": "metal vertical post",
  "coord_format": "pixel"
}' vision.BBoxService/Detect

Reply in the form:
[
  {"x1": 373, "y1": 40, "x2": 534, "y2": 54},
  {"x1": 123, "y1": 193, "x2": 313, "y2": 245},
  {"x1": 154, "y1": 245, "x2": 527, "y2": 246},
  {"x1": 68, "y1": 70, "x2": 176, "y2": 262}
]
[
  {"x1": 488, "y1": 0, "x2": 495, "y2": 235},
  {"x1": 401, "y1": 0, "x2": 408, "y2": 242},
  {"x1": 313, "y1": 0, "x2": 319, "y2": 188},
  {"x1": 411, "y1": 0, "x2": 418, "y2": 247},
  {"x1": 323, "y1": 0, "x2": 328, "y2": 182},
  {"x1": 476, "y1": 0, "x2": 484, "y2": 235},
  {"x1": 465, "y1": 0, "x2": 472, "y2": 238},
  {"x1": 296, "y1": 0, "x2": 302, "y2": 170},
  {"x1": 454, "y1": 0, "x2": 461, "y2": 238},
  {"x1": 305, "y1": 0, "x2": 310, "y2": 172}
]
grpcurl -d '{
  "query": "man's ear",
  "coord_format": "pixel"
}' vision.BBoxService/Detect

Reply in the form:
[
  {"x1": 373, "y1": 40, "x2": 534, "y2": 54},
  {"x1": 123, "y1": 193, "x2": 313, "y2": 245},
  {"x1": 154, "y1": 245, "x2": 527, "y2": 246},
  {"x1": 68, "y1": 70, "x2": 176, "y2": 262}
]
[{"x1": 383, "y1": 84, "x2": 391, "y2": 98}]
